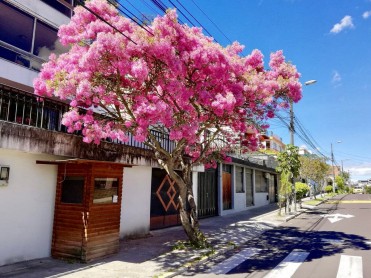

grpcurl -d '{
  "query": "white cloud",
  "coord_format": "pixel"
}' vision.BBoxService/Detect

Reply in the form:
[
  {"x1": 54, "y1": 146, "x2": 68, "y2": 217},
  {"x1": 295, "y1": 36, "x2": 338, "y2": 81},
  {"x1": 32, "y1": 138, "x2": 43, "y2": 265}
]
[
  {"x1": 331, "y1": 70, "x2": 342, "y2": 86},
  {"x1": 348, "y1": 166, "x2": 371, "y2": 182},
  {"x1": 363, "y1": 10, "x2": 371, "y2": 19},
  {"x1": 330, "y1": 15, "x2": 354, "y2": 34}
]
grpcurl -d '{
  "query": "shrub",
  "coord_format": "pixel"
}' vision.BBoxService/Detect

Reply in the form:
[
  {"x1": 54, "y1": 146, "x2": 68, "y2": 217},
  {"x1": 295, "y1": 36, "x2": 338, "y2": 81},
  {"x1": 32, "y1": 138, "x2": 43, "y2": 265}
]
[
  {"x1": 325, "y1": 185, "x2": 333, "y2": 193},
  {"x1": 295, "y1": 182, "x2": 310, "y2": 201}
]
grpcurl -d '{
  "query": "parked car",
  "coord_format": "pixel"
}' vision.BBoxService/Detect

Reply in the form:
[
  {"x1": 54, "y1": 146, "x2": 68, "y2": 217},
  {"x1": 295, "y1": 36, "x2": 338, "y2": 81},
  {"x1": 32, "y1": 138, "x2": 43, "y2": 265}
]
[{"x1": 353, "y1": 186, "x2": 364, "y2": 194}]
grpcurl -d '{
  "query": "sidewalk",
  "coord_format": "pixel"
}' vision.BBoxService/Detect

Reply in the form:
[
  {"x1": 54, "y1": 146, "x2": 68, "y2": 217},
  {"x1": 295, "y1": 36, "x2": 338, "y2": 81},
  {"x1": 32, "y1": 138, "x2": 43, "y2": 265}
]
[{"x1": 0, "y1": 203, "x2": 304, "y2": 278}]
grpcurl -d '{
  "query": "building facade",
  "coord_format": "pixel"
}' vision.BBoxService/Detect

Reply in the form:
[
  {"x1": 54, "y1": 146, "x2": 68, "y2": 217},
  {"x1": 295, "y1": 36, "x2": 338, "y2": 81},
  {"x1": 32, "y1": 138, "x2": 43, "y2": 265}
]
[{"x1": 0, "y1": 0, "x2": 279, "y2": 266}]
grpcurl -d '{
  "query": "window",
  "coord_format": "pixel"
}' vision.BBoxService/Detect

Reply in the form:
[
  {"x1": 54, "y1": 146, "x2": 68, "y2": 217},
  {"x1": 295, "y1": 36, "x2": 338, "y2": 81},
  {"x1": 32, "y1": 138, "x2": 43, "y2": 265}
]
[
  {"x1": 255, "y1": 171, "x2": 268, "y2": 192},
  {"x1": 32, "y1": 21, "x2": 59, "y2": 70},
  {"x1": 0, "y1": 2, "x2": 61, "y2": 71},
  {"x1": 235, "y1": 166, "x2": 244, "y2": 193},
  {"x1": 93, "y1": 178, "x2": 119, "y2": 204},
  {"x1": 0, "y1": 3, "x2": 34, "y2": 52},
  {"x1": 61, "y1": 176, "x2": 84, "y2": 204}
]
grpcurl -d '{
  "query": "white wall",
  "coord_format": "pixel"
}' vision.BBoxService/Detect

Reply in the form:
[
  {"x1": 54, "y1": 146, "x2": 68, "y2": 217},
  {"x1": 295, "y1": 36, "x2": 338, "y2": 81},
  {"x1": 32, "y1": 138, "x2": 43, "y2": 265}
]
[
  {"x1": 0, "y1": 60, "x2": 39, "y2": 88},
  {"x1": 192, "y1": 171, "x2": 198, "y2": 208},
  {"x1": 254, "y1": 193, "x2": 270, "y2": 207},
  {"x1": 0, "y1": 149, "x2": 61, "y2": 266},
  {"x1": 120, "y1": 166, "x2": 152, "y2": 238}
]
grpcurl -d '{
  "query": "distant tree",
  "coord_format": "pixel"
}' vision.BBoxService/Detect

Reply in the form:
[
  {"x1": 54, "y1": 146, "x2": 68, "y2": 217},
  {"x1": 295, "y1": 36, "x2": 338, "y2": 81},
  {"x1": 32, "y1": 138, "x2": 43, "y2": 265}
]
[
  {"x1": 335, "y1": 175, "x2": 345, "y2": 192},
  {"x1": 34, "y1": 0, "x2": 301, "y2": 247},
  {"x1": 299, "y1": 156, "x2": 329, "y2": 198},
  {"x1": 340, "y1": 171, "x2": 350, "y2": 184}
]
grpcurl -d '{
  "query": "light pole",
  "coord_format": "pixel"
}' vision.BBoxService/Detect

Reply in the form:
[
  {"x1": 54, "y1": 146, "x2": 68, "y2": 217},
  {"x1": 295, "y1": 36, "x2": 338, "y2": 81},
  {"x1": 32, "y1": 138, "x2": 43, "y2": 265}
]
[
  {"x1": 289, "y1": 79, "x2": 317, "y2": 211},
  {"x1": 331, "y1": 141, "x2": 342, "y2": 193}
]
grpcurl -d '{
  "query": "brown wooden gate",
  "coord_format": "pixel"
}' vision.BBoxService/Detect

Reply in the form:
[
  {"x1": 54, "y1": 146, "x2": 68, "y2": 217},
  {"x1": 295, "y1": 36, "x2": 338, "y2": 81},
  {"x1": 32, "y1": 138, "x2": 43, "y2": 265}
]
[
  {"x1": 150, "y1": 168, "x2": 181, "y2": 230},
  {"x1": 42, "y1": 160, "x2": 126, "y2": 262},
  {"x1": 197, "y1": 168, "x2": 218, "y2": 218}
]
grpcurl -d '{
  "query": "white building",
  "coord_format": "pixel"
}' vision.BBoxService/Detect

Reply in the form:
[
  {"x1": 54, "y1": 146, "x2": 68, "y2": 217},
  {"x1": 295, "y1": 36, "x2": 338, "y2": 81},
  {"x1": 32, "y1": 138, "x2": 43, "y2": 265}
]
[{"x1": 0, "y1": 0, "x2": 279, "y2": 266}]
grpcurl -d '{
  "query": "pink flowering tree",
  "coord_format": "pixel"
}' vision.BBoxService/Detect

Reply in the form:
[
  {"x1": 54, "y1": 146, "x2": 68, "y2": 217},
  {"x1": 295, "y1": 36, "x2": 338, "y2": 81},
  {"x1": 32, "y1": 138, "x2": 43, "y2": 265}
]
[{"x1": 34, "y1": 0, "x2": 301, "y2": 247}]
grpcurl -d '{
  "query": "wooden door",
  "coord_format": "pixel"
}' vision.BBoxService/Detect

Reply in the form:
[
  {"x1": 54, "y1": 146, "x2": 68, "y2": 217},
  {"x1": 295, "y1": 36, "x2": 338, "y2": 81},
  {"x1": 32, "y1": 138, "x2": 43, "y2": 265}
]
[
  {"x1": 222, "y1": 165, "x2": 232, "y2": 210},
  {"x1": 197, "y1": 168, "x2": 218, "y2": 218}
]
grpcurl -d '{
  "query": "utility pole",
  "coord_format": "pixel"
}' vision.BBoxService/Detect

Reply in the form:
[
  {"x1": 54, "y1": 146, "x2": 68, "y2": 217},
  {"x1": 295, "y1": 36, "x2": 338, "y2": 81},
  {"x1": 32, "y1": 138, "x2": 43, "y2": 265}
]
[
  {"x1": 288, "y1": 80, "x2": 317, "y2": 212},
  {"x1": 289, "y1": 100, "x2": 296, "y2": 212},
  {"x1": 331, "y1": 143, "x2": 336, "y2": 193}
]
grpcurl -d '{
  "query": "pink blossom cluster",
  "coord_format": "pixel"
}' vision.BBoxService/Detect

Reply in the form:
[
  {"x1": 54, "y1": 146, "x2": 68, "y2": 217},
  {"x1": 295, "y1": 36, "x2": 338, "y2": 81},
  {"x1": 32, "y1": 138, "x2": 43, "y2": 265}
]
[{"x1": 34, "y1": 0, "x2": 302, "y2": 165}]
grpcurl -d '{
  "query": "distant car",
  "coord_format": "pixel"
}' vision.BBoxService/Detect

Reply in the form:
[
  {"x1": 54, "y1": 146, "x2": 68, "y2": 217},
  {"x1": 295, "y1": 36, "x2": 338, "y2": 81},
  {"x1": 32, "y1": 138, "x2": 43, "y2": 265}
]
[{"x1": 353, "y1": 186, "x2": 364, "y2": 194}]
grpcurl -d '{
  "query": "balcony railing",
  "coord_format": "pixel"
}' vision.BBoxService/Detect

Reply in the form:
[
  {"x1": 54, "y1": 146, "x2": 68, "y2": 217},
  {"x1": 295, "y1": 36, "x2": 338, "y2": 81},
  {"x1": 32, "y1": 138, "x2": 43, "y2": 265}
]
[{"x1": 0, "y1": 84, "x2": 175, "y2": 152}]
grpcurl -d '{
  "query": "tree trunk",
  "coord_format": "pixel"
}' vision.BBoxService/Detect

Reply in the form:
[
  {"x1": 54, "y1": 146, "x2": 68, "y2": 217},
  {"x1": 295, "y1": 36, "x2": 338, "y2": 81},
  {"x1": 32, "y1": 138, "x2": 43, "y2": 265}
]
[{"x1": 168, "y1": 164, "x2": 208, "y2": 248}]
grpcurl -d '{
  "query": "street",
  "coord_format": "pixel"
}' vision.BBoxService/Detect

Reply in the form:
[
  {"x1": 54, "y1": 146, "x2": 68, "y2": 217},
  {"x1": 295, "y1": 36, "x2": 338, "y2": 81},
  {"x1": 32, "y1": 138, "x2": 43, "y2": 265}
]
[{"x1": 179, "y1": 194, "x2": 371, "y2": 277}]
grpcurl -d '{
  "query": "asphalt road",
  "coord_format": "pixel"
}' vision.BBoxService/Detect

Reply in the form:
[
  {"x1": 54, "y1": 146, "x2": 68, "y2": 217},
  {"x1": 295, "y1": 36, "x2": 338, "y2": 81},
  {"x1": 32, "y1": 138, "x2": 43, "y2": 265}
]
[{"x1": 180, "y1": 194, "x2": 371, "y2": 277}]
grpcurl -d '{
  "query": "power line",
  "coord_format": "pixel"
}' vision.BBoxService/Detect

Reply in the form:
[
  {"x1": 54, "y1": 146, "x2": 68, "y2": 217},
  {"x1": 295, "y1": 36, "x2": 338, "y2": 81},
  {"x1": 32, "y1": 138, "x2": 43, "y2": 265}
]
[
  {"x1": 189, "y1": 0, "x2": 233, "y2": 44},
  {"x1": 125, "y1": 0, "x2": 154, "y2": 24},
  {"x1": 107, "y1": 0, "x2": 154, "y2": 35},
  {"x1": 172, "y1": 0, "x2": 214, "y2": 38},
  {"x1": 139, "y1": 0, "x2": 159, "y2": 15},
  {"x1": 75, "y1": 0, "x2": 138, "y2": 45}
]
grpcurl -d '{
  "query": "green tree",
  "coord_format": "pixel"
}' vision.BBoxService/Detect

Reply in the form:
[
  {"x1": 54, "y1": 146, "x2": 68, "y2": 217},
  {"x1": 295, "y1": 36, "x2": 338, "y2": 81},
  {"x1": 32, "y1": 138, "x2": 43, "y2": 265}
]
[
  {"x1": 299, "y1": 156, "x2": 329, "y2": 198},
  {"x1": 276, "y1": 144, "x2": 301, "y2": 213},
  {"x1": 278, "y1": 170, "x2": 292, "y2": 215},
  {"x1": 340, "y1": 171, "x2": 350, "y2": 184},
  {"x1": 335, "y1": 175, "x2": 345, "y2": 192}
]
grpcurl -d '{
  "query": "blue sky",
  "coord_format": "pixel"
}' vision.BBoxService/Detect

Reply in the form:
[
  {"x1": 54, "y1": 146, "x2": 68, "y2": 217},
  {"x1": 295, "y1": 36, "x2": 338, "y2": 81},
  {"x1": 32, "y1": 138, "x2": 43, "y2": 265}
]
[{"x1": 120, "y1": 0, "x2": 371, "y2": 181}]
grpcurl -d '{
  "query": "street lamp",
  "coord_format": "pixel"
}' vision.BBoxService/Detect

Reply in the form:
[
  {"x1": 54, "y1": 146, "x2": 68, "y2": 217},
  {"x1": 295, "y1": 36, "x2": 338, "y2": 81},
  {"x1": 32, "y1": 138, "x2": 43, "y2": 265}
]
[
  {"x1": 289, "y1": 79, "x2": 317, "y2": 211},
  {"x1": 331, "y1": 141, "x2": 342, "y2": 193}
]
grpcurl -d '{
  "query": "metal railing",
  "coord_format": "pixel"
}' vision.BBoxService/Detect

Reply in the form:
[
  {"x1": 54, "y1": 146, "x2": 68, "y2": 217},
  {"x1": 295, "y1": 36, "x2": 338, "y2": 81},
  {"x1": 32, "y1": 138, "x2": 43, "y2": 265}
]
[{"x1": 0, "y1": 85, "x2": 175, "y2": 152}]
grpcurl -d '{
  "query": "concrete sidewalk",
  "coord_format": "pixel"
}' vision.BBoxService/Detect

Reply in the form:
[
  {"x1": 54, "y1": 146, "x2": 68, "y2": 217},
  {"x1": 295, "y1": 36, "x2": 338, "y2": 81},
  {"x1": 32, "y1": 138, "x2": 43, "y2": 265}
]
[{"x1": 0, "y1": 203, "x2": 304, "y2": 278}]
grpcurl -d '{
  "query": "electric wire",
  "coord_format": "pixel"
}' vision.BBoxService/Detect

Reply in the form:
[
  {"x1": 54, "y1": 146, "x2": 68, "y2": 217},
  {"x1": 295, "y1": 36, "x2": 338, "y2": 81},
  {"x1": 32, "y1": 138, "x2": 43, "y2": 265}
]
[
  {"x1": 172, "y1": 0, "x2": 214, "y2": 38},
  {"x1": 75, "y1": 0, "x2": 138, "y2": 45},
  {"x1": 106, "y1": 0, "x2": 154, "y2": 35},
  {"x1": 139, "y1": 0, "x2": 159, "y2": 15},
  {"x1": 189, "y1": 0, "x2": 233, "y2": 44},
  {"x1": 125, "y1": 0, "x2": 154, "y2": 24}
]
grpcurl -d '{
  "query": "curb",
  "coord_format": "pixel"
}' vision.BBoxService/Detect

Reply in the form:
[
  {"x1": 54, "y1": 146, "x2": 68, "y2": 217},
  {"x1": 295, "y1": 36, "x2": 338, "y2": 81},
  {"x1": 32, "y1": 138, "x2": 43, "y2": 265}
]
[
  {"x1": 160, "y1": 245, "x2": 235, "y2": 278},
  {"x1": 160, "y1": 209, "x2": 303, "y2": 278}
]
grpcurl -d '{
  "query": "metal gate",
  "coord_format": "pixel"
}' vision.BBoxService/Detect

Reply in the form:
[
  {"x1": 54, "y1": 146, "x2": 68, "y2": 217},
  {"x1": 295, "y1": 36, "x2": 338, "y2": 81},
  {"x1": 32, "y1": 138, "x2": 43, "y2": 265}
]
[
  {"x1": 150, "y1": 168, "x2": 181, "y2": 230},
  {"x1": 197, "y1": 168, "x2": 218, "y2": 218}
]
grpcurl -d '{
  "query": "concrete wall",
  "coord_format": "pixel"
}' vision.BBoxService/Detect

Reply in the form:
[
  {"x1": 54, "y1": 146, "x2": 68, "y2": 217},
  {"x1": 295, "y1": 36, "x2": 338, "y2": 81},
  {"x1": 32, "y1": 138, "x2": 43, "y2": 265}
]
[
  {"x1": 254, "y1": 193, "x2": 270, "y2": 207},
  {"x1": 0, "y1": 149, "x2": 62, "y2": 266},
  {"x1": 0, "y1": 122, "x2": 159, "y2": 166},
  {"x1": 120, "y1": 166, "x2": 152, "y2": 238},
  {"x1": 0, "y1": 60, "x2": 38, "y2": 89}
]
